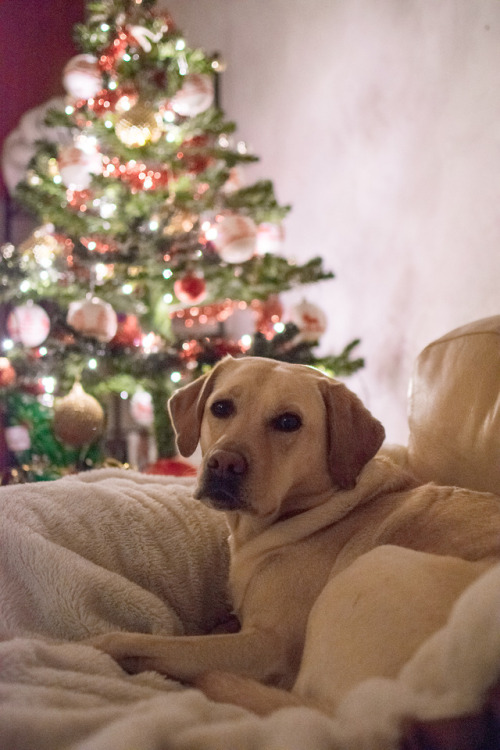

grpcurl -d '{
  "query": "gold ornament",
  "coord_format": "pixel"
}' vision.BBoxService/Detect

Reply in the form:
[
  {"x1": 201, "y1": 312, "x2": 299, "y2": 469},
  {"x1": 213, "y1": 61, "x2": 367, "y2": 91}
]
[
  {"x1": 115, "y1": 102, "x2": 163, "y2": 147},
  {"x1": 162, "y1": 210, "x2": 197, "y2": 236},
  {"x1": 19, "y1": 226, "x2": 60, "y2": 268},
  {"x1": 53, "y1": 382, "x2": 104, "y2": 447}
]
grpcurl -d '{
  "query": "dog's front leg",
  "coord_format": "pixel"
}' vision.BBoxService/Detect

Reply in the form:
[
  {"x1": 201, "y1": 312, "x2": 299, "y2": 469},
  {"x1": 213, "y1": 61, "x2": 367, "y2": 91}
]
[{"x1": 86, "y1": 628, "x2": 287, "y2": 685}]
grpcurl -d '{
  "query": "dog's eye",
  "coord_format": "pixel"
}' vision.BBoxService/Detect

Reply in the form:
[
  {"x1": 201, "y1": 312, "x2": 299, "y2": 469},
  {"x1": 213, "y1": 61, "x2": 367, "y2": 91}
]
[
  {"x1": 210, "y1": 399, "x2": 235, "y2": 419},
  {"x1": 272, "y1": 412, "x2": 302, "y2": 432}
]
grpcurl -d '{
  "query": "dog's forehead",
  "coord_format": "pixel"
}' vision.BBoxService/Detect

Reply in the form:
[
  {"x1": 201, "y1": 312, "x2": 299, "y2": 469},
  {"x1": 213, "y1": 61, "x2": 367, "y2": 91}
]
[{"x1": 212, "y1": 358, "x2": 329, "y2": 403}]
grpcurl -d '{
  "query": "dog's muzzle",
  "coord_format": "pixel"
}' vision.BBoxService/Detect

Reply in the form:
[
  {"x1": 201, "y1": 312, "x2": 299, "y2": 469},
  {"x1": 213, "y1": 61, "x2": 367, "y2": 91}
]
[{"x1": 195, "y1": 449, "x2": 248, "y2": 510}]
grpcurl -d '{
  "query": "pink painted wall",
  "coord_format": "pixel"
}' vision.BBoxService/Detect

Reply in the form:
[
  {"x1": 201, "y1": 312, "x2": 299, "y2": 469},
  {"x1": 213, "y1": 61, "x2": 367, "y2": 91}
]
[
  {"x1": 165, "y1": 0, "x2": 500, "y2": 442},
  {"x1": 0, "y1": 0, "x2": 85, "y2": 194}
]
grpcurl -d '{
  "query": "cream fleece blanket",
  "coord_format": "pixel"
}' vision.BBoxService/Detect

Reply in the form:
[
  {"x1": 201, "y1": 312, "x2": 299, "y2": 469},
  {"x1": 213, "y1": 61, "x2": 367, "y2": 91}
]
[{"x1": 0, "y1": 468, "x2": 499, "y2": 750}]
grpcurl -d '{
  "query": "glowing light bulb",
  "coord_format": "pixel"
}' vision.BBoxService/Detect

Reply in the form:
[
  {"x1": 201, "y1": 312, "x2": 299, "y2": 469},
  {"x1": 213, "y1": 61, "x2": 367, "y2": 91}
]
[
  {"x1": 274, "y1": 322, "x2": 285, "y2": 333},
  {"x1": 163, "y1": 269, "x2": 173, "y2": 279},
  {"x1": 170, "y1": 371, "x2": 182, "y2": 383},
  {"x1": 240, "y1": 334, "x2": 252, "y2": 350},
  {"x1": 88, "y1": 358, "x2": 98, "y2": 370},
  {"x1": 41, "y1": 376, "x2": 56, "y2": 394},
  {"x1": 122, "y1": 283, "x2": 133, "y2": 295},
  {"x1": 176, "y1": 39, "x2": 186, "y2": 51}
]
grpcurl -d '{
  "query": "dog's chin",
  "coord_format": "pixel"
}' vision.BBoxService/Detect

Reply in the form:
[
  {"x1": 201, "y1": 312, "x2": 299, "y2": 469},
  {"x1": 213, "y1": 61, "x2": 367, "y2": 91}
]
[{"x1": 195, "y1": 481, "x2": 248, "y2": 512}]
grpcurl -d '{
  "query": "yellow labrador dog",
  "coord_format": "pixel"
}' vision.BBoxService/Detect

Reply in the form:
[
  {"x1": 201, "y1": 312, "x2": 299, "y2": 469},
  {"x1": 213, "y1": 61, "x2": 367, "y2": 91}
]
[{"x1": 88, "y1": 356, "x2": 500, "y2": 713}]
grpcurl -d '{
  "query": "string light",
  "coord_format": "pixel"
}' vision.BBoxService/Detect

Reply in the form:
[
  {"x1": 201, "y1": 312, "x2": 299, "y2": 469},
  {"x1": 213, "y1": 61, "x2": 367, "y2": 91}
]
[
  {"x1": 88, "y1": 358, "x2": 98, "y2": 370},
  {"x1": 170, "y1": 371, "x2": 182, "y2": 383},
  {"x1": 41, "y1": 376, "x2": 56, "y2": 394}
]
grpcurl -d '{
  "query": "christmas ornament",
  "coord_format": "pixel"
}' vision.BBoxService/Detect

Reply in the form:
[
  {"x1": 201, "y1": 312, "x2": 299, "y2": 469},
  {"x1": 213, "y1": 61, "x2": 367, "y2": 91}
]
[
  {"x1": 162, "y1": 209, "x2": 196, "y2": 236},
  {"x1": 115, "y1": 102, "x2": 163, "y2": 147},
  {"x1": 170, "y1": 73, "x2": 214, "y2": 117},
  {"x1": 174, "y1": 272, "x2": 207, "y2": 304},
  {"x1": 0, "y1": 357, "x2": 16, "y2": 387},
  {"x1": 144, "y1": 457, "x2": 197, "y2": 476},
  {"x1": 19, "y1": 225, "x2": 60, "y2": 268},
  {"x1": 7, "y1": 301, "x2": 50, "y2": 348},
  {"x1": 5, "y1": 425, "x2": 30, "y2": 452},
  {"x1": 213, "y1": 214, "x2": 257, "y2": 264},
  {"x1": 256, "y1": 222, "x2": 285, "y2": 255},
  {"x1": 58, "y1": 144, "x2": 103, "y2": 191},
  {"x1": 289, "y1": 299, "x2": 327, "y2": 342},
  {"x1": 179, "y1": 134, "x2": 213, "y2": 174},
  {"x1": 222, "y1": 166, "x2": 244, "y2": 194},
  {"x1": 53, "y1": 381, "x2": 104, "y2": 447},
  {"x1": 130, "y1": 388, "x2": 154, "y2": 427},
  {"x1": 67, "y1": 296, "x2": 118, "y2": 342},
  {"x1": 62, "y1": 54, "x2": 102, "y2": 100},
  {"x1": 110, "y1": 313, "x2": 142, "y2": 348}
]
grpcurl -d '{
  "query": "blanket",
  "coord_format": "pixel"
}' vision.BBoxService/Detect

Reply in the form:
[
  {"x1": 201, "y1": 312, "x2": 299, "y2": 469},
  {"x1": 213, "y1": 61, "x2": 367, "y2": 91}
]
[{"x1": 0, "y1": 468, "x2": 499, "y2": 750}]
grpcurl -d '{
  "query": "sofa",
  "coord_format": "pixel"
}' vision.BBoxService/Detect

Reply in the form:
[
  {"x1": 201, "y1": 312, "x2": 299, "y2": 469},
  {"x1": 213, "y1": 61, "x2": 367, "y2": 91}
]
[{"x1": 0, "y1": 315, "x2": 499, "y2": 750}]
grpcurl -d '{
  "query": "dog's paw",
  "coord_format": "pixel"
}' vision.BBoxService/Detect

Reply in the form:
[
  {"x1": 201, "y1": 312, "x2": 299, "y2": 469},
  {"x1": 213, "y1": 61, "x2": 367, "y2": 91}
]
[{"x1": 82, "y1": 632, "x2": 133, "y2": 659}]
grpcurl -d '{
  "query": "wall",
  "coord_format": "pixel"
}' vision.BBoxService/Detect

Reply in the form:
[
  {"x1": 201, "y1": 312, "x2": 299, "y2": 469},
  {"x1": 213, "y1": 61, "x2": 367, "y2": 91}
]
[{"x1": 164, "y1": 0, "x2": 500, "y2": 442}]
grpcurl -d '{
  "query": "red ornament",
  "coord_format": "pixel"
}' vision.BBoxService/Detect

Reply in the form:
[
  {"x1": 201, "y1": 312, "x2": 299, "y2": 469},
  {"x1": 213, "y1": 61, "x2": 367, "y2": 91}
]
[
  {"x1": 177, "y1": 135, "x2": 213, "y2": 175},
  {"x1": 110, "y1": 313, "x2": 142, "y2": 348},
  {"x1": 0, "y1": 358, "x2": 16, "y2": 387},
  {"x1": 174, "y1": 273, "x2": 207, "y2": 305}
]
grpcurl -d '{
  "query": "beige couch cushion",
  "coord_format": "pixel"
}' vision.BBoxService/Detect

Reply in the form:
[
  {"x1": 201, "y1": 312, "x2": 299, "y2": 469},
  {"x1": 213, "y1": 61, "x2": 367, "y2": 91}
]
[{"x1": 407, "y1": 316, "x2": 500, "y2": 494}]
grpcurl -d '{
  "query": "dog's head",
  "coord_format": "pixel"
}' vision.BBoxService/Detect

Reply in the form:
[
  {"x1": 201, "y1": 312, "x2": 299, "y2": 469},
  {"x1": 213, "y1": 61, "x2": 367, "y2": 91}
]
[{"x1": 168, "y1": 357, "x2": 385, "y2": 519}]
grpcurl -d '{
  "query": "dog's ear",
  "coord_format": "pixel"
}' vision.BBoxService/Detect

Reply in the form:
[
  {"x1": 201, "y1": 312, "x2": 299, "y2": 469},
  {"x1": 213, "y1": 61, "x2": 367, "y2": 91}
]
[
  {"x1": 319, "y1": 380, "x2": 385, "y2": 489},
  {"x1": 167, "y1": 357, "x2": 232, "y2": 456}
]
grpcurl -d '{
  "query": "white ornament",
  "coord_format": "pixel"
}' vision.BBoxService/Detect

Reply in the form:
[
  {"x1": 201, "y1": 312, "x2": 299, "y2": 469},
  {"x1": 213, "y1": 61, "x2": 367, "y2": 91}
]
[
  {"x1": 171, "y1": 73, "x2": 214, "y2": 117},
  {"x1": 63, "y1": 54, "x2": 102, "y2": 100},
  {"x1": 58, "y1": 144, "x2": 103, "y2": 191},
  {"x1": 213, "y1": 214, "x2": 257, "y2": 264},
  {"x1": 1, "y1": 97, "x2": 71, "y2": 194},
  {"x1": 7, "y1": 301, "x2": 50, "y2": 348},
  {"x1": 256, "y1": 222, "x2": 285, "y2": 255},
  {"x1": 289, "y1": 299, "x2": 327, "y2": 343},
  {"x1": 221, "y1": 166, "x2": 244, "y2": 195},
  {"x1": 67, "y1": 296, "x2": 118, "y2": 342},
  {"x1": 130, "y1": 388, "x2": 154, "y2": 427},
  {"x1": 5, "y1": 425, "x2": 31, "y2": 453}
]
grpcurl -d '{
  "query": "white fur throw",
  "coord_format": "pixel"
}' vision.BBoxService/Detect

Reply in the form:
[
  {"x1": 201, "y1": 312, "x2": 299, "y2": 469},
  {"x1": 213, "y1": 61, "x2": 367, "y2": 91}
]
[{"x1": 0, "y1": 468, "x2": 499, "y2": 749}]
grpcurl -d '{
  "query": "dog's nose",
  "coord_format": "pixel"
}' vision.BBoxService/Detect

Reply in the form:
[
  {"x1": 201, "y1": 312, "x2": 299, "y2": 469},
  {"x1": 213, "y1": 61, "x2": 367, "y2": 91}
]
[{"x1": 207, "y1": 450, "x2": 248, "y2": 479}]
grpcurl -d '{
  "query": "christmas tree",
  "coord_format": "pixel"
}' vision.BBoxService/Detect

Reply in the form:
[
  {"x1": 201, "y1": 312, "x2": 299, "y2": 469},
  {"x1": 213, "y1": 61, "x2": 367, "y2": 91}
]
[{"x1": 0, "y1": 0, "x2": 363, "y2": 481}]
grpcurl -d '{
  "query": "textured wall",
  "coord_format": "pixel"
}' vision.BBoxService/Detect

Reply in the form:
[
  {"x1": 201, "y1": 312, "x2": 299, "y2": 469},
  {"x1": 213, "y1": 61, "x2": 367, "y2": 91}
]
[{"x1": 165, "y1": 0, "x2": 500, "y2": 442}]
